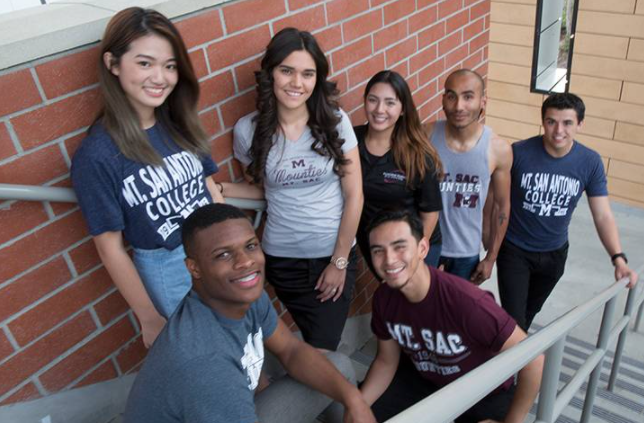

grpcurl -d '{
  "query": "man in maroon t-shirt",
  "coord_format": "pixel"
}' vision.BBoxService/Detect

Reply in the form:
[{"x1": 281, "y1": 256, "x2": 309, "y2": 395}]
[{"x1": 360, "y1": 209, "x2": 543, "y2": 423}]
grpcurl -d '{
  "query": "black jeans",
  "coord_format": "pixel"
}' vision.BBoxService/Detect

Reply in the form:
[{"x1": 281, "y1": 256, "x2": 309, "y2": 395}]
[
  {"x1": 371, "y1": 355, "x2": 516, "y2": 423},
  {"x1": 496, "y1": 239, "x2": 569, "y2": 331}
]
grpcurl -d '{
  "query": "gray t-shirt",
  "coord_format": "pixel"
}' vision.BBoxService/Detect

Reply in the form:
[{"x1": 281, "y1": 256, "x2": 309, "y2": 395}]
[
  {"x1": 233, "y1": 109, "x2": 358, "y2": 258},
  {"x1": 123, "y1": 290, "x2": 278, "y2": 423}
]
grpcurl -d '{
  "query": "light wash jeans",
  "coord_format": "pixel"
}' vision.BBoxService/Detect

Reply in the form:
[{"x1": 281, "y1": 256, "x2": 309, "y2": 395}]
[{"x1": 133, "y1": 245, "x2": 191, "y2": 318}]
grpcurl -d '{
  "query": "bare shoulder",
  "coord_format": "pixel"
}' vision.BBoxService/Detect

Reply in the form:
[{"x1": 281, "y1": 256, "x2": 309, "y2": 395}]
[
  {"x1": 489, "y1": 131, "x2": 513, "y2": 170},
  {"x1": 423, "y1": 121, "x2": 436, "y2": 138}
]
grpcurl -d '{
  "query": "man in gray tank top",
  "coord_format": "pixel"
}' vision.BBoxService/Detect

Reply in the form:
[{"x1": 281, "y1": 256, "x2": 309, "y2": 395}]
[{"x1": 426, "y1": 70, "x2": 513, "y2": 284}]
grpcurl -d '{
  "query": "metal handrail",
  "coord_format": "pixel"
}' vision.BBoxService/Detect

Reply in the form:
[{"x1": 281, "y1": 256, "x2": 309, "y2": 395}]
[
  {"x1": 0, "y1": 183, "x2": 267, "y2": 228},
  {"x1": 386, "y1": 267, "x2": 643, "y2": 423}
]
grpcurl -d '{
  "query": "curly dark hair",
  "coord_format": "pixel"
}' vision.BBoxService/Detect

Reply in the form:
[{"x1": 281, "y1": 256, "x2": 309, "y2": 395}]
[{"x1": 246, "y1": 27, "x2": 348, "y2": 184}]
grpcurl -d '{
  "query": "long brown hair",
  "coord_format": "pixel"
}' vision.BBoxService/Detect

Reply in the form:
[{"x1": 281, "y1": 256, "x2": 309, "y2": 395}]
[
  {"x1": 364, "y1": 70, "x2": 443, "y2": 186},
  {"x1": 246, "y1": 28, "x2": 347, "y2": 185},
  {"x1": 97, "y1": 7, "x2": 208, "y2": 165}
]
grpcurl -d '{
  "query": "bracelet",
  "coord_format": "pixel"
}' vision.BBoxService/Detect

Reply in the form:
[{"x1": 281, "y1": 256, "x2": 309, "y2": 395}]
[
  {"x1": 611, "y1": 252, "x2": 627, "y2": 265},
  {"x1": 215, "y1": 182, "x2": 224, "y2": 195}
]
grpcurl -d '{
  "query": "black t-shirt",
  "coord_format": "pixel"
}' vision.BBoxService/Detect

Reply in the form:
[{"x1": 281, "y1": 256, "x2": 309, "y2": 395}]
[{"x1": 355, "y1": 125, "x2": 442, "y2": 247}]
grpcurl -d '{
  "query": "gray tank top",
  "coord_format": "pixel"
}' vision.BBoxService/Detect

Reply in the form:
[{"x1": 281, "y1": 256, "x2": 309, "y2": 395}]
[{"x1": 431, "y1": 121, "x2": 491, "y2": 257}]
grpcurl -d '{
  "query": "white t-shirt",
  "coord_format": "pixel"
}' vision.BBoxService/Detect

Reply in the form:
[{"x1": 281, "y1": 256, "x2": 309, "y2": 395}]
[{"x1": 233, "y1": 109, "x2": 358, "y2": 258}]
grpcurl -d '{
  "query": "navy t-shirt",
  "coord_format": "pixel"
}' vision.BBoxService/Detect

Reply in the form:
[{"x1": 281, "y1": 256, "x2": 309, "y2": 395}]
[
  {"x1": 505, "y1": 136, "x2": 608, "y2": 252},
  {"x1": 71, "y1": 123, "x2": 218, "y2": 250}
]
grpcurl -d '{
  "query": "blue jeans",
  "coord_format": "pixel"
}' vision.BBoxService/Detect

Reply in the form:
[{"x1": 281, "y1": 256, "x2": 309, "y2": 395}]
[
  {"x1": 425, "y1": 243, "x2": 442, "y2": 268},
  {"x1": 133, "y1": 245, "x2": 191, "y2": 318},
  {"x1": 438, "y1": 255, "x2": 479, "y2": 280}
]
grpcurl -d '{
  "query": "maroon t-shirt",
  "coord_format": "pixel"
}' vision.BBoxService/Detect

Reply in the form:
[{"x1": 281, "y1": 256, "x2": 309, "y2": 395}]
[{"x1": 372, "y1": 266, "x2": 516, "y2": 390}]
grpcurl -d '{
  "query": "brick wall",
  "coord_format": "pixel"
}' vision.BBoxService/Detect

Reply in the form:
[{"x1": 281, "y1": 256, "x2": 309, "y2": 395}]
[
  {"x1": 487, "y1": 0, "x2": 644, "y2": 208},
  {"x1": 0, "y1": 0, "x2": 490, "y2": 405}
]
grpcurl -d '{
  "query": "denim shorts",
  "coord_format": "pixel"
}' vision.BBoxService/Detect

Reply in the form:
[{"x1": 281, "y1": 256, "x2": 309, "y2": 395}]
[{"x1": 133, "y1": 244, "x2": 191, "y2": 318}]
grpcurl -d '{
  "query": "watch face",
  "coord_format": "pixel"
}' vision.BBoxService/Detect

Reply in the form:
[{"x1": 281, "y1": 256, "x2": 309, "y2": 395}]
[{"x1": 334, "y1": 257, "x2": 349, "y2": 270}]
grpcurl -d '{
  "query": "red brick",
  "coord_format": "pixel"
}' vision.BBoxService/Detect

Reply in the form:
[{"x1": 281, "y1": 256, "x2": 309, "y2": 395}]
[
  {"x1": 348, "y1": 53, "x2": 385, "y2": 89},
  {"x1": 384, "y1": 0, "x2": 416, "y2": 25},
  {"x1": 418, "y1": 92, "x2": 443, "y2": 121},
  {"x1": 463, "y1": 50, "x2": 484, "y2": 71},
  {"x1": 418, "y1": 21, "x2": 446, "y2": 49},
  {"x1": 371, "y1": 0, "x2": 392, "y2": 6},
  {"x1": 0, "y1": 144, "x2": 68, "y2": 187},
  {"x1": 199, "y1": 108, "x2": 222, "y2": 140},
  {"x1": 0, "y1": 257, "x2": 71, "y2": 322},
  {"x1": 74, "y1": 360, "x2": 118, "y2": 389},
  {"x1": 0, "y1": 382, "x2": 41, "y2": 406},
  {"x1": 9, "y1": 267, "x2": 112, "y2": 346},
  {"x1": 224, "y1": 0, "x2": 286, "y2": 34},
  {"x1": 313, "y1": 25, "x2": 343, "y2": 53},
  {"x1": 386, "y1": 37, "x2": 417, "y2": 68},
  {"x1": 0, "y1": 201, "x2": 48, "y2": 246},
  {"x1": 94, "y1": 289, "x2": 129, "y2": 326},
  {"x1": 36, "y1": 48, "x2": 99, "y2": 100},
  {"x1": 469, "y1": 30, "x2": 488, "y2": 54},
  {"x1": 68, "y1": 239, "x2": 101, "y2": 275},
  {"x1": 63, "y1": 132, "x2": 86, "y2": 159},
  {"x1": 221, "y1": 91, "x2": 257, "y2": 128},
  {"x1": 326, "y1": 0, "x2": 369, "y2": 24},
  {"x1": 446, "y1": 10, "x2": 469, "y2": 35},
  {"x1": 198, "y1": 71, "x2": 236, "y2": 111},
  {"x1": 0, "y1": 70, "x2": 42, "y2": 117},
  {"x1": 234, "y1": 58, "x2": 261, "y2": 93},
  {"x1": 374, "y1": 20, "x2": 408, "y2": 52},
  {"x1": 49, "y1": 178, "x2": 77, "y2": 216},
  {"x1": 343, "y1": 10, "x2": 382, "y2": 43},
  {"x1": 207, "y1": 26, "x2": 271, "y2": 72},
  {"x1": 0, "y1": 312, "x2": 95, "y2": 397},
  {"x1": 413, "y1": 79, "x2": 438, "y2": 107},
  {"x1": 231, "y1": 159, "x2": 244, "y2": 180},
  {"x1": 410, "y1": 45, "x2": 438, "y2": 74},
  {"x1": 439, "y1": 31, "x2": 462, "y2": 56},
  {"x1": 331, "y1": 37, "x2": 372, "y2": 73},
  {"x1": 212, "y1": 131, "x2": 234, "y2": 163},
  {"x1": 0, "y1": 122, "x2": 16, "y2": 161},
  {"x1": 349, "y1": 107, "x2": 367, "y2": 126},
  {"x1": 175, "y1": 10, "x2": 223, "y2": 49},
  {"x1": 331, "y1": 72, "x2": 348, "y2": 96},
  {"x1": 409, "y1": 5, "x2": 438, "y2": 34},
  {"x1": 407, "y1": 73, "x2": 420, "y2": 93},
  {"x1": 189, "y1": 49, "x2": 209, "y2": 80},
  {"x1": 0, "y1": 332, "x2": 13, "y2": 362},
  {"x1": 470, "y1": 0, "x2": 490, "y2": 21},
  {"x1": 12, "y1": 88, "x2": 101, "y2": 150},
  {"x1": 39, "y1": 316, "x2": 135, "y2": 392},
  {"x1": 349, "y1": 289, "x2": 367, "y2": 316},
  {"x1": 339, "y1": 84, "x2": 367, "y2": 115},
  {"x1": 418, "y1": 0, "x2": 441, "y2": 7},
  {"x1": 418, "y1": 57, "x2": 445, "y2": 86},
  {"x1": 391, "y1": 61, "x2": 409, "y2": 78},
  {"x1": 116, "y1": 336, "x2": 147, "y2": 373},
  {"x1": 463, "y1": 17, "x2": 484, "y2": 41},
  {"x1": 439, "y1": 0, "x2": 463, "y2": 18},
  {"x1": 289, "y1": 0, "x2": 325, "y2": 10},
  {"x1": 274, "y1": 5, "x2": 327, "y2": 34},
  {"x1": 446, "y1": 44, "x2": 469, "y2": 69}
]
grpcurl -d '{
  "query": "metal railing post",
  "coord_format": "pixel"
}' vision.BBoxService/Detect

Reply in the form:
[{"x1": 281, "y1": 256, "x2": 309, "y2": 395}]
[
  {"x1": 608, "y1": 285, "x2": 638, "y2": 391},
  {"x1": 580, "y1": 296, "x2": 617, "y2": 423},
  {"x1": 535, "y1": 337, "x2": 566, "y2": 423}
]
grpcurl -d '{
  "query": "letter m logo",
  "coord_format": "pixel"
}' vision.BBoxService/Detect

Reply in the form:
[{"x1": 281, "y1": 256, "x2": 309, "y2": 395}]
[{"x1": 292, "y1": 159, "x2": 306, "y2": 168}]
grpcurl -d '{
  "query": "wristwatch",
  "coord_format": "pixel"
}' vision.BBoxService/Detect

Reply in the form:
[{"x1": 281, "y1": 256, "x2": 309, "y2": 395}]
[
  {"x1": 330, "y1": 256, "x2": 349, "y2": 270},
  {"x1": 611, "y1": 252, "x2": 628, "y2": 265}
]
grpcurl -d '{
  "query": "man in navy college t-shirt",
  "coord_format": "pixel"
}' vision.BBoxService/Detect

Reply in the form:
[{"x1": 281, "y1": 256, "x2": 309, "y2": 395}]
[
  {"x1": 496, "y1": 93, "x2": 638, "y2": 331},
  {"x1": 359, "y1": 209, "x2": 543, "y2": 423}
]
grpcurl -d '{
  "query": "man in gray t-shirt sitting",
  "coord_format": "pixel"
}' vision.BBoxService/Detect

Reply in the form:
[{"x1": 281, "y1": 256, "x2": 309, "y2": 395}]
[{"x1": 123, "y1": 203, "x2": 375, "y2": 423}]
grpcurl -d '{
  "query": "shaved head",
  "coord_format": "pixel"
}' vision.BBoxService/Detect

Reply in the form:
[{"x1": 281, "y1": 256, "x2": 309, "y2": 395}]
[{"x1": 444, "y1": 69, "x2": 485, "y2": 96}]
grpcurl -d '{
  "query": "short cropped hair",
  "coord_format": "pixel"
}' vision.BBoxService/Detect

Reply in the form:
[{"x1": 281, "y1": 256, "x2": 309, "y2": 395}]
[
  {"x1": 181, "y1": 203, "x2": 250, "y2": 257},
  {"x1": 445, "y1": 69, "x2": 485, "y2": 96},
  {"x1": 366, "y1": 209, "x2": 425, "y2": 244},
  {"x1": 541, "y1": 92, "x2": 585, "y2": 123}
]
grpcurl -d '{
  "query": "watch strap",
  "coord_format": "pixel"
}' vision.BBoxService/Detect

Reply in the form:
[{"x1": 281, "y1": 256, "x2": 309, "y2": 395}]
[{"x1": 611, "y1": 252, "x2": 628, "y2": 265}]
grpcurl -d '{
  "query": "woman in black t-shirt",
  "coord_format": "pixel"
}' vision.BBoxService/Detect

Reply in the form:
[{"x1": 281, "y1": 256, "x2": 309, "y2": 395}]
[{"x1": 355, "y1": 70, "x2": 443, "y2": 271}]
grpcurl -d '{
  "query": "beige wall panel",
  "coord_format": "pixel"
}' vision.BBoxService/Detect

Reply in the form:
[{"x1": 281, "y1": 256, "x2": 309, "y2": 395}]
[
  {"x1": 579, "y1": 0, "x2": 636, "y2": 13},
  {"x1": 576, "y1": 11, "x2": 644, "y2": 38},
  {"x1": 492, "y1": 0, "x2": 535, "y2": 5},
  {"x1": 487, "y1": 80, "x2": 544, "y2": 106},
  {"x1": 637, "y1": 0, "x2": 644, "y2": 14},
  {"x1": 487, "y1": 98, "x2": 541, "y2": 125},
  {"x1": 614, "y1": 122, "x2": 644, "y2": 146},
  {"x1": 569, "y1": 74, "x2": 622, "y2": 100},
  {"x1": 608, "y1": 159, "x2": 644, "y2": 183},
  {"x1": 602, "y1": 157, "x2": 609, "y2": 170},
  {"x1": 572, "y1": 54, "x2": 644, "y2": 84},
  {"x1": 609, "y1": 194, "x2": 644, "y2": 208},
  {"x1": 490, "y1": 22, "x2": 533, "y2": 47},
  {"x1": 486, "y1": 116, "x2": 540, "y2": 140},
  {"x1": 574, "y1": 33, "x2": 629, "y2": 59},
  {"x1": 607, "y1": 178, "x2": 644, "y2": 202},
  {"x1": 579, "y1": 116, "x2": 616, "y2": 140},
  {"x1": 621, "y1": 82, "x2": 644, "y2": 105},
  {"x1": 488, "y1": 62, "x2": 531, "y2": 85},
  {"x1": 577, "y1": 133, "x2": 644, "y2": 164},
  {"x1": 628, "y1": 39, "x2": 644, "y2": 62},
  {"x1": 488, "y1": 43, "x2": 533, "y2": 67},
  {"x1": 583, "y1": 96, "x2": 644, "y2": 126},
  {"x1": 490, "y1": 2, "x2": 535, "y2": 25}
]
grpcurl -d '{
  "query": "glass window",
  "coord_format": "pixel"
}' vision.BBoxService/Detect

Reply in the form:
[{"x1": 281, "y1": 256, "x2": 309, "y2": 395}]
[{"x1": 531, "y1": 0, "x2": 579, "y2": 94}]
